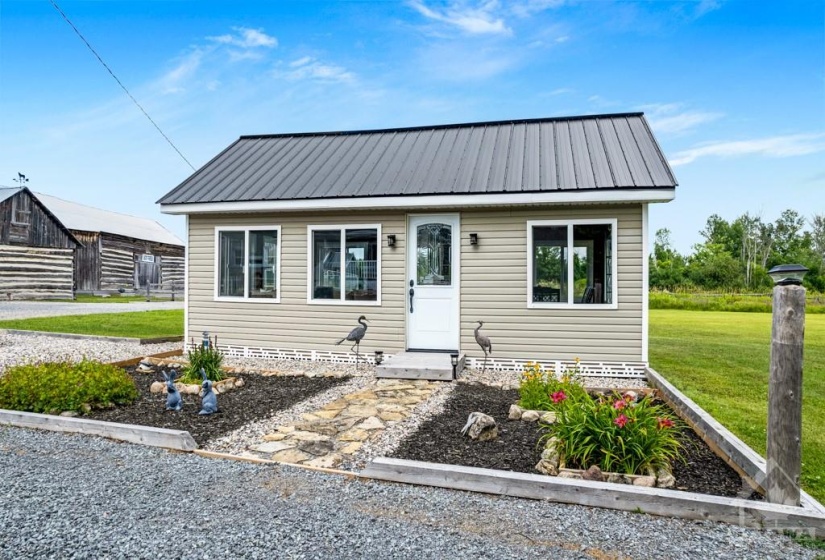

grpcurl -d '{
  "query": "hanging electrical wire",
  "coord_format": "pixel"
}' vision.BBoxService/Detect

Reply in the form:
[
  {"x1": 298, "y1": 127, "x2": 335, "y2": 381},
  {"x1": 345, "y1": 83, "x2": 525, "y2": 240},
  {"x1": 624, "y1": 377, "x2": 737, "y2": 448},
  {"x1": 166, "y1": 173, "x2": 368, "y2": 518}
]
[{"x1": 48, "y1": 0, "x2": 196, "y2": 171}]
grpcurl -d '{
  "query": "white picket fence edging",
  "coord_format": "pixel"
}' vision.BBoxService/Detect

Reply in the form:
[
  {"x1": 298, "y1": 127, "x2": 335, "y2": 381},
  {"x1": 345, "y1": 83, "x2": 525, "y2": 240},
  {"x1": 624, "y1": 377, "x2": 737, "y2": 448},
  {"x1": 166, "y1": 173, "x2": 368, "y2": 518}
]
[{"x1": 186, "y1": 343, "x2": 646, "y2": 378}]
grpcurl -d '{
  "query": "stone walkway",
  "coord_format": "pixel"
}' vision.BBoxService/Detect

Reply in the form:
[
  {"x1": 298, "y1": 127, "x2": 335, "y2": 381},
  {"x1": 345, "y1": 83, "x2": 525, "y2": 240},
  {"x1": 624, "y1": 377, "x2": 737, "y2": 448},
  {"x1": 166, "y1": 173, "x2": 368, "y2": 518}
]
[{"x1": 244, "y1": 379, "x2": 441, "y2": 469}]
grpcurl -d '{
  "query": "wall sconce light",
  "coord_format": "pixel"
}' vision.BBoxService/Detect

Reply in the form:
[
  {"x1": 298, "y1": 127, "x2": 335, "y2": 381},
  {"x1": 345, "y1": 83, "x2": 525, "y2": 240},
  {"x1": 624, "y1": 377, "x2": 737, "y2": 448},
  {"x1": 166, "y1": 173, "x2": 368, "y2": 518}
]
[
  {"x1": 387, "y1": 234, "x2": 396, "y2": 248},
  {"x1": 469, "y1": 233, "x2": 479, "y2": 245},
  {"x1": 450, "y1": 353, "x2": 459, "y2": 379},
  {"x1": 374, "y1": 350, "x2": 384, "y2": 365}
]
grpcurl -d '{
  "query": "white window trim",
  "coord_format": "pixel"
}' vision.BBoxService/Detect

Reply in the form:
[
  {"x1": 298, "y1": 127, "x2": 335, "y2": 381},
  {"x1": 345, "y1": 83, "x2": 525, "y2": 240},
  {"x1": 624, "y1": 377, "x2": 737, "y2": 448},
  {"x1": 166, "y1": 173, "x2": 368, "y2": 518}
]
[
  {"x1": 526, "y1": 218, "x2": 619, "y2": 310},
  {"x1": 213, "y1": 225, "x2": 282, "y2": 303},
  {"x1": 306, "y1": 223, "x2": 382, "y2": 306}
]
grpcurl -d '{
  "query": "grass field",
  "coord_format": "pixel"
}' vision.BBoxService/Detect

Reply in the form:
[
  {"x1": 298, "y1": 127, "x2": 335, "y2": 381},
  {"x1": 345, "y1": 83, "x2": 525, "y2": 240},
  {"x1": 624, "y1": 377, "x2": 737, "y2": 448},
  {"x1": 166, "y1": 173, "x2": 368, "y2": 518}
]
[
  {"x1": 47, "y1": 294, "x2": 174, "y2": 303},
  {"x1": 650, "y1": 291, "x2": 825, "y2": 313},
  {"x1": 0, "y1": 310, "x2": 184, "y2": 339},
  {"x1": 649, "y1": 309, "x2": 825, "y2": 503}
]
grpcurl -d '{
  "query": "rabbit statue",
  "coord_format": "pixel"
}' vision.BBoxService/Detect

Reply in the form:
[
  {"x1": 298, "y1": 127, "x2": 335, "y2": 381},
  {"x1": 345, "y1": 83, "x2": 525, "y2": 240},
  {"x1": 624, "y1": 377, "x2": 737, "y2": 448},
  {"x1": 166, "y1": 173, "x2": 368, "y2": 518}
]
[
  {"x1": 198, "y1": 367, "x2": 218, "y2": 415},
  {"x1": 162, "y1": 369, "x2": 183, "y2": 411}
]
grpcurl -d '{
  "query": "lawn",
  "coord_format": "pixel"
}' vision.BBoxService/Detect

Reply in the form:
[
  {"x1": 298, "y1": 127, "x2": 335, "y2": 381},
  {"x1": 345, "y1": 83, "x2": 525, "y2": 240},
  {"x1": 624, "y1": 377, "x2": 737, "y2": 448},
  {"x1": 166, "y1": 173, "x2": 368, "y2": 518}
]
[
  {"x1": 48, "y1": 294, "x2": 175, "y2": 303},
  {"x1": 0, "y1": 310, "x2": 184, "y2": 339},
  {"x1": 649, "y1": 309, "x2": 825, "y2": 503}
]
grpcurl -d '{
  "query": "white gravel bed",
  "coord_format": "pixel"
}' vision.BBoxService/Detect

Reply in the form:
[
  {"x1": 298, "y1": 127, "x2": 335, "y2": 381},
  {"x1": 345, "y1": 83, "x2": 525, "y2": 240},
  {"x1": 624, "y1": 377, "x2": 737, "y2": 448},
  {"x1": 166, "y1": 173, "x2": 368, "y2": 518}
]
[
  {"x1": 0, "y1": 332, "x2": 181, "y2": 375},
  {"x1": 0, "y1": 426, "x2": 817, "y2": 560},
  {"x1": 459, "y1": 366, "x2": 648, "y2": 390},
  {"x1": 221, "y1": 356, "x2": 375, "y2": 378}
]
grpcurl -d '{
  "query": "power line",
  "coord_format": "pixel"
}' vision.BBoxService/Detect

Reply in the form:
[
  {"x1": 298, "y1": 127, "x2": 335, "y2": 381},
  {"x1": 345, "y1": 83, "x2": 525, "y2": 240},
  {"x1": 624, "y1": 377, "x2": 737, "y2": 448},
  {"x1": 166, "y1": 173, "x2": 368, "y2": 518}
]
[{"x1": 48, "y1": 0, "x2": 196, "y2": 171}]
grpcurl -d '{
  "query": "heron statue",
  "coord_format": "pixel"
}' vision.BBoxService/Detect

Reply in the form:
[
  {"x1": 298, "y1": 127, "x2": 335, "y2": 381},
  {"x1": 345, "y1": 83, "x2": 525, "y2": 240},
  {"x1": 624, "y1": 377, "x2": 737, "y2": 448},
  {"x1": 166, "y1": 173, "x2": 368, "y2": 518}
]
[
  {"x1": 474, "y1": 320, "x2": 492, "y2": 374},
  {"x1": 336, "y1": 315, "x2": 369, "y2": 365}
]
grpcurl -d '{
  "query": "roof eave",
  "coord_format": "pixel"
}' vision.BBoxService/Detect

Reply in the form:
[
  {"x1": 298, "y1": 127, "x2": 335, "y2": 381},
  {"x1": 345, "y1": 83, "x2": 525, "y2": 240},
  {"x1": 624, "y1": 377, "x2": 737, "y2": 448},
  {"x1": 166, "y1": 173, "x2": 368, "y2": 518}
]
[{"x1": 160, "y1": 188, "x2": 676, "y2": 215}]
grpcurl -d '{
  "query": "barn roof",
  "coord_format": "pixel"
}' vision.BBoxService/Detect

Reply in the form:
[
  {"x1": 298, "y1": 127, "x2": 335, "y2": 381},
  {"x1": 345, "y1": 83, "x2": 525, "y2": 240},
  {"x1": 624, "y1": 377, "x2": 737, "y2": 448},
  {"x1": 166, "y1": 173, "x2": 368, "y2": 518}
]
[
  {"x1": 158, "y1": 113, "x2": 677, "y2": 208},
  {"x1": 35, "y1": 193, "x2": 183, "y2": 247},
  {"x1": 0, "y1": 187, "x2": 22, "y2": 204}
]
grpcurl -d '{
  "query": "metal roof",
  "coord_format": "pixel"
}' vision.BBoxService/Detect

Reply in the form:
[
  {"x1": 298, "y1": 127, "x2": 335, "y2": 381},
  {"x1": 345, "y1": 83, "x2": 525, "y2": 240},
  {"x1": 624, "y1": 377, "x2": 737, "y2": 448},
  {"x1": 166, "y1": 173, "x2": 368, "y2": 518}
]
[
  {"x1": 35, "y1": 193, "x2": 184, "y2": 246},
  {"x1": 0, "y1": 187, "x2": 22, "y2": 204},
  {"x1": 158, "y1": 113, "x2": 677, "y2": 206}
]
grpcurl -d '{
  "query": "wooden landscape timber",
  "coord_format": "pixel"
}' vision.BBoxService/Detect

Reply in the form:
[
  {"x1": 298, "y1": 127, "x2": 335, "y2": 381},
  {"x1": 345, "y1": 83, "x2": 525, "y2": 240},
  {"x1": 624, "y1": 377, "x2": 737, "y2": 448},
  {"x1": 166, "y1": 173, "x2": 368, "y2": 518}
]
[
  {"x1": 108, "y1": 349, "x2": 183, "y2": 368},
  {"x1": 645, "y1": 366, "x2": 825, "y2": 515},
  {"x1": 361, "y1": 458, "x2": 825, "y2": 535},
  {"x1": 0, "y1": 409, "x2": 198, "y2": 451}
]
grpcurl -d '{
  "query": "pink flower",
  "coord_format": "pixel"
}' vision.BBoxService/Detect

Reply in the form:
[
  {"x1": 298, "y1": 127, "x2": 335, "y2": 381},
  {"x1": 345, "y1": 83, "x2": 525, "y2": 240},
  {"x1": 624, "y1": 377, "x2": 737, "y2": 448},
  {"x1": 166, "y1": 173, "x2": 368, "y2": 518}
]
[
  {"x1": 657, "y1": 417, "x2": 674, "y2": 429},
  {"x1": 614, "y1": 414, "x2": 629, "y2": 428},
  {"x1": 551, "y1": 391, "x2": 567, "y2": 404},
  {"x1": 612, "y1": 399, "x2": 626, "y2": 411}
]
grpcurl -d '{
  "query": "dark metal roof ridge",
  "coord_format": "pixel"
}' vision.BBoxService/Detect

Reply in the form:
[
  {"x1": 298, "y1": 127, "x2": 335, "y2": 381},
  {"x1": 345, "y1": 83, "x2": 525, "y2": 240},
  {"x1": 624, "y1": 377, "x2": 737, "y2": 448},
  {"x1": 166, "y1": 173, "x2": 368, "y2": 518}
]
[{"x1": 237, "y1": 113, "x2": 647, "y2": 141}]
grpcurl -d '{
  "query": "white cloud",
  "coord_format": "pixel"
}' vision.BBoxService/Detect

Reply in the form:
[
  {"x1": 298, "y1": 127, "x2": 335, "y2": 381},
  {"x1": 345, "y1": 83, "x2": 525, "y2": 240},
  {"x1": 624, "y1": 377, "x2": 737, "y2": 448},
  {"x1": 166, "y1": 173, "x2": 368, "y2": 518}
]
[
  {"x1": 640, "y1": 103, "x2": 723, "y2": 135},
  {"x1": 209, "y1": 27, "x2": 277, "y2": 49},
  {"x1": 408, "y1": 1, "x2": 511, "y2": 35},
  {"x1": 548, "y1": 87, "x2": 573, "y2": 95},
  {"x1": 277, "y1": 57, "x2": 356, "y2": 84},
  {"x1": 669, "y1": 133, "x2": 825, "y2": 167},
  {"x1": 158, "y1": 49, "x2": 206, "y2": 94},
  {"x1": 510, "y1": 0, "x2": 567, "y2": 18}
]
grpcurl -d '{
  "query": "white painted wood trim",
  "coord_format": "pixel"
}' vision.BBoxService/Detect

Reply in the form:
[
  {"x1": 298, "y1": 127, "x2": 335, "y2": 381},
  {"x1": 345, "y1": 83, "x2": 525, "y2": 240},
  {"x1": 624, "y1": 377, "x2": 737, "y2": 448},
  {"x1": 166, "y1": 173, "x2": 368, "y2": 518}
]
[
  {"x1": 184, "y1": 215, "x2": 189, "y2": 344},
  {"x1": 213, "y1": 225, "x2": 282, "y2": 304},
  {"x1": 306, "y1": 223, "x2": 382, "y2": 306},
  {"x1": 642, "y1": 203, "x2": 649, "y2": 363},
  {"x1": 526, "y1": 218, "x2": 619, "y2": 310},
  {"x1": 0, "y1": 409, "x2": 198, "y2": 451},
  {"x1": 161, "y1": 188, "x2": 676, "y2": 215}
]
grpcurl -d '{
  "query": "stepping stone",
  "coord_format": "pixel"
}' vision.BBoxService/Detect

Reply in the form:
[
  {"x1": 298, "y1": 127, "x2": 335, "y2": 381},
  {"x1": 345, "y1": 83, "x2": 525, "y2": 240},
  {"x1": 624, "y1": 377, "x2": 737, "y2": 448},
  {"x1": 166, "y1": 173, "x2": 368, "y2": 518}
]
[
  {"x1": 341, "y1": 405, "x2": 379, "y2": 417},
  {"x1": 304, "y1": 454, "x2": 343, "y2": 469},
  {"x1": 358, "y1": 416, "x2": 385, "y2": 430},
  {"x1": 297, "y1": 440, "x2": 335, "y2": 456},
  {"x1": 338, "y1": 428, "x2": 370, "y2": 442},
  {"x1": 276, "y1": 426, "x2": 296, "y2": 434},
  {"x1": 271, "y1": 449, "x2": 312, "y2": 464},
  {"x1": 314, "y1": 409, "x2": 341, "y2": 420},
  {"x1": 263, "y1": 433, "x2": 287, "y2": 442},
  {"x1": 378, "y1": 412, "x2": 404, "y2": 422},
  {"x1": 376, "y1": 403, "x2": 407, "y2": 413},
  {"x1": 289, "y1": 431, "x2": 330, "y2": 442},
  {"x1": 301, "y1": 413, "x2": 321, "y2": 422},
  {"x1": 250, "y1": 441, "x2": 295, "y2": 454},
  {"x1": 338, "y1": 441, "x2": 362, "y2": 455},
  {"x1": 323, "y1": 400, "x2": 349, "y2": 411},
  {"x1": 344, "y1": 390, "x2": 377, "y2": 401}
]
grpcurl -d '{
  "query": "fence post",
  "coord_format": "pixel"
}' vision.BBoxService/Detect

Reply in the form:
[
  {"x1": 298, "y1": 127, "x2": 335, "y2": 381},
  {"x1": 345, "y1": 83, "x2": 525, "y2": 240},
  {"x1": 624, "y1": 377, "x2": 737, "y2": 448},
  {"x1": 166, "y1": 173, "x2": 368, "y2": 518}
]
[{"x1": 766, "y1": 281, "x2": 806, "y2": 506}]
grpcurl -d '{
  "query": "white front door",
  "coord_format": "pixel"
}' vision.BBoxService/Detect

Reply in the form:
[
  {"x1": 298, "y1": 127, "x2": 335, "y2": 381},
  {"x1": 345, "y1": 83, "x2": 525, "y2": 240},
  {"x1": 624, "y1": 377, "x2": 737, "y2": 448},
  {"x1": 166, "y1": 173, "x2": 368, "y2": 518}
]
[{"x1": 406, "y1": 214, "x2": 460, "y2": 351}]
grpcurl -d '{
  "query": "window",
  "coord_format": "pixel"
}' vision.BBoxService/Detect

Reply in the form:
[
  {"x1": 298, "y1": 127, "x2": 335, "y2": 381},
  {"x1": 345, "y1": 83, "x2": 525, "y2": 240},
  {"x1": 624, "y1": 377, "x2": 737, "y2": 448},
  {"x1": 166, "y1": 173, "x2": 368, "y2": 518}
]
[
  {"x1": 308, "y1": 225, "x2": 380, "y2": 304},
  {"x1": 11, "y1": 196, "x2": 31, "y2": 225},
  {"x1": 215, "y1": 227, "x2": 280, "y2": 301},
  {"x1": 527, "y1": 219, "x2": 616, "y2": 307}
]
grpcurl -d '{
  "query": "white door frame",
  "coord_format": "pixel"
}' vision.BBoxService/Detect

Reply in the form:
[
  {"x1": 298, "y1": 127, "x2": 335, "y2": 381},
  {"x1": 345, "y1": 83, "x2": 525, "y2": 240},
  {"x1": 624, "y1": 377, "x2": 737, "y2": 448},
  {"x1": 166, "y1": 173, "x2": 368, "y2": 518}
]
[{"x1": 405, "y1": 213, "x2": 461, "y2": 351}]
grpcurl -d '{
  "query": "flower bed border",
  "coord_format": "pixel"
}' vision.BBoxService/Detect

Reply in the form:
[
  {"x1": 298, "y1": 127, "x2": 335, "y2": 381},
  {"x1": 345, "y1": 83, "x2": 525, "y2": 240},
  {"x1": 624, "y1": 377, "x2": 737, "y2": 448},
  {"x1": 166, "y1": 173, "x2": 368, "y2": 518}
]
[{"x1": 361, "y1": 366, "x2": 825, "y2": 535}]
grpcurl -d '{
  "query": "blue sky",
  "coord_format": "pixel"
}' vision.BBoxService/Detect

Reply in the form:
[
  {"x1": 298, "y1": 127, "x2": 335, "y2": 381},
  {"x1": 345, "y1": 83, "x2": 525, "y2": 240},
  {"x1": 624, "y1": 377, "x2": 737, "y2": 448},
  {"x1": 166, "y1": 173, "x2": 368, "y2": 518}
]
[{"x1": 0, "y1": 0, "x2": 822, "y2": 253}]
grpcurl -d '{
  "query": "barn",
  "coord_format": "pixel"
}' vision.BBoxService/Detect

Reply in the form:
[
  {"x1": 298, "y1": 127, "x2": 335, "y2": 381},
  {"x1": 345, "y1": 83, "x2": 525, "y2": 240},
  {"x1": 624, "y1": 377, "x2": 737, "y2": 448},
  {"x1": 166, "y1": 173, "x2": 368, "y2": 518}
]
[
  {"x1": 34, "y1": 193, "x2": 185, "y2": 295},
  {"x1": 0, "y1": 187, "x2": 79, "y2": 300}
]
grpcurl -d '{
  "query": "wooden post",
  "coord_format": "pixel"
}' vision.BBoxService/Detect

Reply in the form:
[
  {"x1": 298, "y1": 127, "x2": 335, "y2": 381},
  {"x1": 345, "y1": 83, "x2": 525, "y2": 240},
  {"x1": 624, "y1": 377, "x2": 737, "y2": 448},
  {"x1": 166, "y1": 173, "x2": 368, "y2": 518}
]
[{"x1": 766, "y1": 283, "x2": 806, "y2": 506}]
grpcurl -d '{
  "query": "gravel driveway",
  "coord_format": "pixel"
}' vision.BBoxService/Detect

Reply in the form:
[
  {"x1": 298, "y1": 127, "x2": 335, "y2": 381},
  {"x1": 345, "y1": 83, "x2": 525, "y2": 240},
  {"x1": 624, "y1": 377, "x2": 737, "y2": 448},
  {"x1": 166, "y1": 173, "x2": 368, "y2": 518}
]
[
  {"x1": 0, "y1": 427, "x2": 816, "y2": 560},
  {"x1": 0, "y1": 300, "x2": 182, "y2": 321}
]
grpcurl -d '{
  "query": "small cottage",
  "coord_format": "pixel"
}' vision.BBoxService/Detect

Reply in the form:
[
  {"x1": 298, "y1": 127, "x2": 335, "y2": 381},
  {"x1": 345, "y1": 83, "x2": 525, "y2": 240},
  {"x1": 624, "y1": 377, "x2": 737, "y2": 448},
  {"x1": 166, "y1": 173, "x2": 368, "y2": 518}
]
[{"x1": 158, "y1": 113, "x2": 677, "y2": 369}]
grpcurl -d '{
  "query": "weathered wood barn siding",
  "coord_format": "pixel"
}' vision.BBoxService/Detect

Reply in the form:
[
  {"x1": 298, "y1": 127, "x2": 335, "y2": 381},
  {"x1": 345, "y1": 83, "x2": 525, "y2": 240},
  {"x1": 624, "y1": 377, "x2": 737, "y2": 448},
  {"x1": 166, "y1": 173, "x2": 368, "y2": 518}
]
[
  {"x1": 0, "y1": 189, "x2": 76, "y2": 300},
  {"x1": 73, "y1": 231, "x2": 185, "y2": 292}
]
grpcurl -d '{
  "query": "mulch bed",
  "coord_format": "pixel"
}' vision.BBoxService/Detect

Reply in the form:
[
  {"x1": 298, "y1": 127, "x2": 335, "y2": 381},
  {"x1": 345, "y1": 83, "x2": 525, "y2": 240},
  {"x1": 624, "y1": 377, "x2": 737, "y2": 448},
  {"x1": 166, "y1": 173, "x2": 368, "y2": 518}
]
[
  {"x1": 84, "y1": 367, "x2": 349, "y2": 445},
  {"x1": 390, "y1": 383, "x2": 763, "y2": 500}
]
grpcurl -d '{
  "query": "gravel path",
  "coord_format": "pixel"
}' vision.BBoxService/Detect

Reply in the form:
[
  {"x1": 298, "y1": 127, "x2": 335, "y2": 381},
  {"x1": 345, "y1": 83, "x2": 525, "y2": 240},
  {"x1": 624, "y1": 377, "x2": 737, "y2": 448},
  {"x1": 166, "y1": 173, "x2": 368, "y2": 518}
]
[
  {"x1": 0, "y1": 300, "x2": 182, "y2": 320},
  {"x1": 0, "y1": 333, "x2": 180, "y2": 374},
  {"x1": 0, "y1": 427, "x2": 816, "y2": 560}
]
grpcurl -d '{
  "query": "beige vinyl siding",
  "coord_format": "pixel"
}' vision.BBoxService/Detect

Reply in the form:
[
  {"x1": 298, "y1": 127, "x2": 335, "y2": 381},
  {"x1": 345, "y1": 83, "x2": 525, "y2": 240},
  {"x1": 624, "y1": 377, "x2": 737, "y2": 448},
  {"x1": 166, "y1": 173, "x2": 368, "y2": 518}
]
[
  {"x1": 187, "y1": 203, "x2": 644, "y2": 363},
  {"x1": 188, "y1": 211, "x2": 407, "y2": 353},
  {"x1": 460, "y1": 204, "x2": 643, "y2": 363}
]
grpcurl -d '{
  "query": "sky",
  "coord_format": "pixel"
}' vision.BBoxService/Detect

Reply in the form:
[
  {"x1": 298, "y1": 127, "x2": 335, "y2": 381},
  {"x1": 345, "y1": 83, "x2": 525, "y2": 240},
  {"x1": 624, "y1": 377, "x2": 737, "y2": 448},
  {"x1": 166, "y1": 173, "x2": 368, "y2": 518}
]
[{"x1": 0, "y1": 0, "x2": 823, "y2": 253}]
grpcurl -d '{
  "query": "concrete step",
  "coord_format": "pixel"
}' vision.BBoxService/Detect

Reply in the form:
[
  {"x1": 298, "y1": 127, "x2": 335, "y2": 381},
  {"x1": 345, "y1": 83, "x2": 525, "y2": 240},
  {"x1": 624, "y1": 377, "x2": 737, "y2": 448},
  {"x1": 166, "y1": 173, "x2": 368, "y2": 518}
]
[{"x1": 376, "y1": 351, "x2": 465, "y2": 381}]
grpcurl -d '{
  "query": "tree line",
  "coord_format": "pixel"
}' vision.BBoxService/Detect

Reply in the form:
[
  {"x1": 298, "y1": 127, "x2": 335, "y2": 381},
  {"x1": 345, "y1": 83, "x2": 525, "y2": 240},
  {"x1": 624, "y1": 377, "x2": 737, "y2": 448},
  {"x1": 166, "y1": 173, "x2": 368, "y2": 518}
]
[{"x1": 651, "y1": 210, "x2": 825, "y2": 293}]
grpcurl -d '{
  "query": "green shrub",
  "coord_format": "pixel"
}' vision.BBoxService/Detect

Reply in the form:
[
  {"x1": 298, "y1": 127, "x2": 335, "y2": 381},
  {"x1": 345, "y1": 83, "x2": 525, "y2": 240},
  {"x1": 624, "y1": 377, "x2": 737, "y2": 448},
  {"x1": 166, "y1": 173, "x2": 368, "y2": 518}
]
[
  {"x1": 0, "y1": 359, "x2": 138, "y2": 414},
  {"x1": 181, "y1": 339, "x2": 224, "y2": 383},
  {"x1": 542, "y1": 392, "x2": 683, "y2": 475},
  {"x1": 518, "y1": 360, "x2": 589, "y2": 411}
]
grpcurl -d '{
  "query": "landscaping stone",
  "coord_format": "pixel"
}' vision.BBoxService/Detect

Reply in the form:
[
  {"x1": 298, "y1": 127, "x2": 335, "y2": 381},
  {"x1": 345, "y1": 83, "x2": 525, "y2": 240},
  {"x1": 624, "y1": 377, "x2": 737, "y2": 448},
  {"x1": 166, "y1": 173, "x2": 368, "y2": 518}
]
[
  {"x1": 633, "y1": 476, "x2": 657, "y2": 487},
  {"x1": 520, "y1": 410, "x2": 541, "y2": 422},
  {"x1": 508, "y1": 404, "x2": 523, "y2": 420},
  {"x1": 461, "y1": 412, "x2": 498, "y2": 441},
  {"x1": 304, "y1": 453, "x2": 343, "y2": 469},
  {"x1": 359, "y1": 416, "x2": 385, "y2": 430},
  {"x1": 250, "y1": 441, "x2": 295, "y2": 454},
  {"x1": 271, "y1": 449, "x2": 312, "y2": 463},
  {"x1": 656, "y1": 468, "x2": 676, "y2": 489},
  {"x1": 582, "y1": 465, "x2": 605, "y2": 482}
]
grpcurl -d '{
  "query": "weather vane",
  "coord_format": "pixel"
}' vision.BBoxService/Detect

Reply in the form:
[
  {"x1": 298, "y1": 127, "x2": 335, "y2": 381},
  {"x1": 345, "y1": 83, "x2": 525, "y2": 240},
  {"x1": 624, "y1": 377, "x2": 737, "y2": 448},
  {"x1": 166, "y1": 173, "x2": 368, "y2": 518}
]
[{"x1": 13, "y1": 173, "x2": 28, "y2": 186}]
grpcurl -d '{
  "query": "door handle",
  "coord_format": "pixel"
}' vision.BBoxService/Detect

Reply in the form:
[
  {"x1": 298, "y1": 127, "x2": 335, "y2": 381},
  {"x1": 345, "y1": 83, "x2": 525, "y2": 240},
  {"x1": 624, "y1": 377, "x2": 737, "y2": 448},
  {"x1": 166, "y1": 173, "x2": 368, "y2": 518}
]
[{"x1": 409, "y1": 280, "x2": 414, "y2": 313}]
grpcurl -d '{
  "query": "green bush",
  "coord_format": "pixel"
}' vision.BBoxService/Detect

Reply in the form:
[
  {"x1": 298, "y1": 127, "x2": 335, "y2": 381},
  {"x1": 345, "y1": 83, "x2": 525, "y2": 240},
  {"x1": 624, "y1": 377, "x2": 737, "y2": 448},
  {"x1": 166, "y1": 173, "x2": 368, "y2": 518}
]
[
  {"x1": 542, "y1": 391, "x2": 683, "y2": 475},
  {"x1": 0, "y1": 359, "x2": 138, "y2": 414},
  {"x1": 181, "y1": 339, "x2": 224, "y2": 384},
  {"x1": 518, "y1": 361, "x2": 589, "y2": 411}
]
